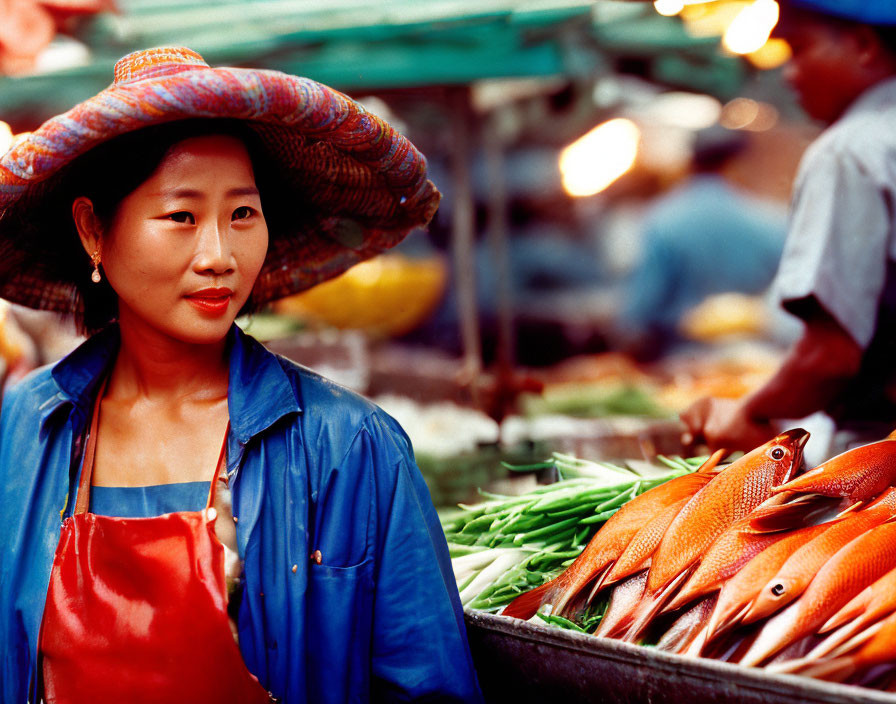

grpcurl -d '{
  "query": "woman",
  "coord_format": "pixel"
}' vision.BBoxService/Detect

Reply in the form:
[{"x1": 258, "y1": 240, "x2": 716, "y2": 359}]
[{"x1": 0, "y1": 47, "x2": 482, "y2": 703}]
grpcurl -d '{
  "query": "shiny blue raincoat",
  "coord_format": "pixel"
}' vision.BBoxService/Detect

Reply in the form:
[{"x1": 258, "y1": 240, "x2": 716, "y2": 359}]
[{"x1": 0, "y1": 325, "x2": 483, "y2": 703}]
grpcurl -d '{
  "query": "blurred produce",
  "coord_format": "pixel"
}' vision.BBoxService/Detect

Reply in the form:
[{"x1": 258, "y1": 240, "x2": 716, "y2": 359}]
[
  {"x1": 654, "y1": 343, "x2": 780, "y2": 412},
  {"x1": 374, "y1": 394, "x2": 499, "y2": 457},
  {"x1": 274, "y1": 253, "x2": 447, "y2": 337},
  {"x1": 442, "y1": 453, "x2": 703, "y2": 612},
  {"x1": 517, "y1": 346, "x2": 780, "y2": 421},
  {"x1": 519, "y1": 383, "x2": 669, "y2": 419},
  {"x1": 679, "y1": 292, "x2": 770, "y2": 342},
  {"x1": 491, "y1": 430, "x2": 896, "y2": 692},
  {"x1": 375, "y1": 394, "x2": 524, "y2": 506}
]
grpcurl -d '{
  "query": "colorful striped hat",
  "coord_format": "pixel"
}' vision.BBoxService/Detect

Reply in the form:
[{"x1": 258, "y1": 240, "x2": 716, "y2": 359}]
[{"x1": 0, "y1": 46, "x2": 441, "y2": 312}]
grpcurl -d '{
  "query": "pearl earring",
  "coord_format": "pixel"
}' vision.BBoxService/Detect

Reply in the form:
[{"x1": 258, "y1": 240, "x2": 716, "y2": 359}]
[{"x1": 90, "y1": 250, "x2": 102, "y2": 283}]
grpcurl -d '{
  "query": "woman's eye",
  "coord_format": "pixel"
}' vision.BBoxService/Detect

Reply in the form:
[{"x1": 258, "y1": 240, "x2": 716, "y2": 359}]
[
  {"x1": 233, "y1": 206, "x2": 254, "y2": 221},
  {"x1": 168, "y1": 211, "x2": 195, "y2": 224}
]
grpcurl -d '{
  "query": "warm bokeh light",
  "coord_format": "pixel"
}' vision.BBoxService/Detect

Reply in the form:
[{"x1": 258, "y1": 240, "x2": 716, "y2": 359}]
[
  {"x1": 682, "y1": 1, "x2": 746, "y2": 39},
  {"x1": 720, "y1": 97, "x2": 779, "y2": 131},
  {"x1": 0, "y1": 122, "x2": 13, "y2": 156},
  {"x1": 723, "y1": 0, "x2": 779, "y2": 54},
  {"x1": 747, "y1": 37, "x2": 792, "y2": 69},
  {"x1": 654, "y1": 0, "x2": 685, "y2": 16},
  {"x1": 559, "y1": 118, "x2": 640, "y2": 197},
  {"x1": 643, "y1": 92, "x2": 722, "y2": 130}
]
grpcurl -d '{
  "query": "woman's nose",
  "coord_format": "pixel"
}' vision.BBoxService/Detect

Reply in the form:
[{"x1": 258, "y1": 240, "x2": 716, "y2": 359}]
[{"x1": 193, "y1": 220, "x2": 234, "y2": 274}]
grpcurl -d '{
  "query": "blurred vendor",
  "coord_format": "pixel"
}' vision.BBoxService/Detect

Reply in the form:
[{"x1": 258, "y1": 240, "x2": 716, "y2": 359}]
[
  {"x1": 682, "y1": 0, "x2": 896, "y2": 453},
  {"x1": 617, "y1": 126, "x2": 787, "y2": 360}
]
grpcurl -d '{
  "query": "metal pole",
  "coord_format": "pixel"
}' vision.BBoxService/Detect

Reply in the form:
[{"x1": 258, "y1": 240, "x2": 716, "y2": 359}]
[
  {"x1": 484, "y1": 111, "x2": 515, "y2": 413},
  {"x1": 449, "y1": 85, "x2": 482, "y2": 408}
]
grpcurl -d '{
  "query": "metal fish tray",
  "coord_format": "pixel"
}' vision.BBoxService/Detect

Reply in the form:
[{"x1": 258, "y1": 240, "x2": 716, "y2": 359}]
[{"x1": 466, "y1": 610, "x2": 896, "y2": 704}]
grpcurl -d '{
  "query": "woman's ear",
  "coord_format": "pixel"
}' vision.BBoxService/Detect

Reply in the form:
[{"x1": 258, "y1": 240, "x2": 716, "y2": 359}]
[{"x1": 72, "y1": 196, "x2": 102, "y2": 258}]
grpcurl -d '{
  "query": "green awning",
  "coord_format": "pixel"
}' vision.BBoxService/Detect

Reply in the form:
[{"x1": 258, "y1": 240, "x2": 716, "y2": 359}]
[{"x1": 0, "y1": 0, "x2": 742, "y2": 121}]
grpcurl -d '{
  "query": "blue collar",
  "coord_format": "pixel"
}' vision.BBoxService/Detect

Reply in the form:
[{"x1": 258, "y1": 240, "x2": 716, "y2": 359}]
[{"x1": 49, "y1": 324, "x2": 302, "y2": 443}]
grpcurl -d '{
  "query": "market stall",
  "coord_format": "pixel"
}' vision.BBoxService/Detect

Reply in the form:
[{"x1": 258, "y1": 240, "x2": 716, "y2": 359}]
[{"x1": 5, "y1": 0, "x2": 895, "y2": 701}]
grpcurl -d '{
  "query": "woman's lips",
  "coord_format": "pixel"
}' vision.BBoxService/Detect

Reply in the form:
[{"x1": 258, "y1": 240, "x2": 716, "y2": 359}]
[{"x1": 184, "y1": 288, "x2": 233, "y2": 315}]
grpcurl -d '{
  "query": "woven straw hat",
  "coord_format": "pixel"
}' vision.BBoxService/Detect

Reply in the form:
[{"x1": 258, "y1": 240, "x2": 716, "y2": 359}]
[{"x1": 0, "y1": 46, "x2": 440, "y2": 313}]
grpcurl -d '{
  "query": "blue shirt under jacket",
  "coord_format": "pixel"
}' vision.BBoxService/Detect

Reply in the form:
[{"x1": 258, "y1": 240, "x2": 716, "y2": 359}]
[{"x1": 0, "y1": 325, "x2": 483, "y2": 704}]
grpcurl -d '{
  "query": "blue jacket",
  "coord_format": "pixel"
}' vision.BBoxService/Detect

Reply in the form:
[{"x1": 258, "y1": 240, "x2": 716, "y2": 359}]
[{"x1": 0, "y1": 325, "x2": 483, "y2": 703}]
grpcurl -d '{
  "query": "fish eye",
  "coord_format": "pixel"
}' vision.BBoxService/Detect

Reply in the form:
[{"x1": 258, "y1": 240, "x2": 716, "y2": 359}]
[
  {"x1": 771, "y1": 583, "x2": 786, "y2": 597},
  {"x1": 770, "y1": 447, "x2": 786, "y2": 460}
]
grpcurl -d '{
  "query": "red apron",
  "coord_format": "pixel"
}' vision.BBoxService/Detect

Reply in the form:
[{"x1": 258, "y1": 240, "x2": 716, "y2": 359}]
[{"x1": 39, "y1": 381, "x2": 272, "y2": 703}]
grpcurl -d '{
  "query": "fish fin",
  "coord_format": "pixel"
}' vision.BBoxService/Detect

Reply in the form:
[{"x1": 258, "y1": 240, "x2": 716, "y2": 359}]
[
  {"x1": 775, "y1": 657, "x2": 857, "y2": 682},
  {"x1": 656, "y1": 594, "x2": 718, "y2": 654},
  {"x1": 622, "y1": 567, "x2": 694, "y2": 643},
  {"x1": 662, "y1": 575, "x2": 715, "y2": 614},
  {"x1": 802, "y1": 618, "x2": 868, "y2": 662},
  {"x1": 886, "y1": 429, "x2": 896, "y2": 441},
  {"x1": 834, "y1": 500, "x2": 865, "y2": 519},
  {"x1": 683, "y1": 624, "x2": 711, "y2": 657},
  {"x1": 585, "y1": 562, "x2": 614, "y2": 605},
  {"x1": 697, "y1": 448, "x2": 727, "y2": 474},
  {"x1": 502, "y1": 580, "x2": 554, "y2": 620},
  {"x1": 822, "y1": 588, "x2": 871, "y2": 633},
  {"x1": 765, "y1": 654, "x2": 821, "y2": 676},
  {"x1": 747, "y1": 496, "x2": 836, "y2": 533},
  {"x1": 696, "y1": 601, "x2": 753, "y2": 655}
]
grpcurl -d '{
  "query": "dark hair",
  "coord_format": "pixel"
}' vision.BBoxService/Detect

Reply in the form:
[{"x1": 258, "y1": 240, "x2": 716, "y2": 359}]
[{"x1": 44, "y1": 119, "x2": 286, "y2": 334}]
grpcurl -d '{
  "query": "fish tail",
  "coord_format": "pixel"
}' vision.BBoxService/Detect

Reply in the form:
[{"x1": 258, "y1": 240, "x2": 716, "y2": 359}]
[
  {"x1": 622, "y1": 568, "x2": 693, "y2": 643},
  {"x1": 502, "y1": 580, "x2": 555, "y2": 620}
]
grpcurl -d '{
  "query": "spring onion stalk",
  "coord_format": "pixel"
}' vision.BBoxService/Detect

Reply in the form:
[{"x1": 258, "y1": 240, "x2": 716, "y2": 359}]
[{"x1": 443, "y1": 453, "x2": 705, "y2": 614}]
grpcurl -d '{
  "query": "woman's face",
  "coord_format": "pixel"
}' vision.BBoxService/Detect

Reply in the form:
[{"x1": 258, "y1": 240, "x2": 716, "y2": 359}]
[{"x1": 96, "y1": 134, "x2": 269, "y2": 345}]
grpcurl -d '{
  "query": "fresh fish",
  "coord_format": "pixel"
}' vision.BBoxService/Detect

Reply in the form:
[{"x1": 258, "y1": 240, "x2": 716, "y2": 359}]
[
  {"x1": 502, "y1": 450, "x2": 725, "y2": 620},
  {"x1": 660, "y1": 502, "x2": 811, "y2": 615},
  {"x1": 742, "y1": 488, "x2": 896, "y2": 626},
  {"x1": 795, "y1": 565, "x2": 896, "y2": 663},
  {"x1": 622, "y1": 429, "x2": 809, "y2": 641},
  {"x1": 773, "y1": 432, "x2": 896, "y2": 503},
  {"x1": 702, "y1": 522, "x2": 830, "y2": 649},
  {"x1": 739, "y1": 519, "x2": 896, "y2": 668},
  {"x1": 771, "y1": 612, "x2": 896, "y2": 682}
]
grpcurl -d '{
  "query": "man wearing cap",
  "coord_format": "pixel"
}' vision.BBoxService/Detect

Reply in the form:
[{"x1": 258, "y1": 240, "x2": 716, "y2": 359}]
[{"x1": 681, "y1": 0, "x2": 896, "y2": 454}]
